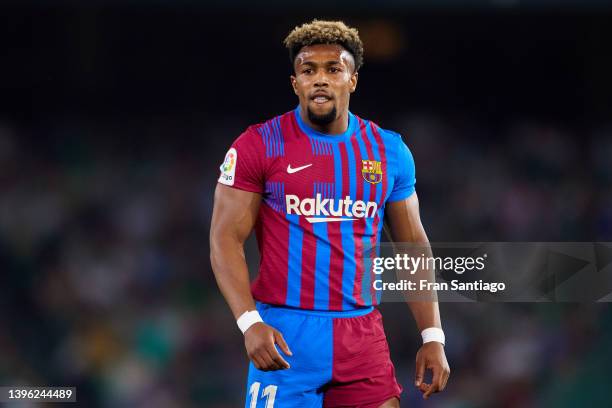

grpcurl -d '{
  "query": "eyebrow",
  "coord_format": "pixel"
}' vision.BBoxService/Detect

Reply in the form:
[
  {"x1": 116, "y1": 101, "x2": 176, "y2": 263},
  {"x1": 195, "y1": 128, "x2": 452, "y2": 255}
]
[{"x1": 299, "y1": 60, "x2": 343, "y2": 67}]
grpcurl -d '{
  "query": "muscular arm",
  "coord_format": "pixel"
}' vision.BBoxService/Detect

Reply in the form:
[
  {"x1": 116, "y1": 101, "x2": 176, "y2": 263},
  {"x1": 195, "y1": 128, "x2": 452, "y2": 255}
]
[
  {"x1": 210, "y1": 184, "x2": 292, "y2": 371},
  {"x1": 385, "y1": 193, "x2": 450, "y2": 398},
  {"x1": 385, "y1": 193, "x2": 441, "y2": 332},
  {"x1": 210, "y1": 184, "x2": 260, "y2": 319}
]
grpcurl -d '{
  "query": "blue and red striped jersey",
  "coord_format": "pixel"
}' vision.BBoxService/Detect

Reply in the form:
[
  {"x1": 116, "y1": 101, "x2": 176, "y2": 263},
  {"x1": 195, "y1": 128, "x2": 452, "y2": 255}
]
[{"x1": 218, "y1": 107, "x2": 416, "y2": 311}]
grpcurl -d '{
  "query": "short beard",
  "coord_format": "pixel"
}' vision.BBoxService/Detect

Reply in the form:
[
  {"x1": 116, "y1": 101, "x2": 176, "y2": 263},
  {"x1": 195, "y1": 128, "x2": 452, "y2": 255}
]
[{"x1": 307, "y1": 105, "x2": 337, "y2": 127}]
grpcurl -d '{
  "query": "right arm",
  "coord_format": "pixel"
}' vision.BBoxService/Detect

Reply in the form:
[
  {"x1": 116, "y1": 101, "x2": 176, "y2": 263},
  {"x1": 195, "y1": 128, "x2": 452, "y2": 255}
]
[{"x1": 210, "y1": 183, "x2": 292, "y2": 371}]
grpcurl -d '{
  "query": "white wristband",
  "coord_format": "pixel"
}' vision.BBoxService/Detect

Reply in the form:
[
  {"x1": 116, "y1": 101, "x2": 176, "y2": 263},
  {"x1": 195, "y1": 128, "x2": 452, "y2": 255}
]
[
  {"x1": 421, "y1": 327, "x2": 445, "y2": 345},
  {"x1": 237, "y1": 310, "x2": 263, "y2": 334}
]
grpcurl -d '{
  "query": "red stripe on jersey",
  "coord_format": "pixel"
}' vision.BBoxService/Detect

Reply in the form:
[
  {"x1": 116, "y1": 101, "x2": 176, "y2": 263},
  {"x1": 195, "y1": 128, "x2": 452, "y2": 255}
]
[
  {"x1": 370, "y1": 123, "x2": 389, "y2": 305},
  {"x1": 288, "y1": 108, "x2": 304, "y2": 140},
  {"x1": 251, "y1": 204, "x2": 289, "y2": 304},
  {"x1": 357, "y1": 117, "x2": 380, "y2": 306},
  {"x1": 327, "y1": 221, "x2": 344, "y2": 310},
  {"x1": 371, "y1": 123, "x2": 389, "y2": 206},
  {"x1": 281, "y1": 111, "x2": 295, "y2": 140},
  {"x1": 350, "y1": 122, "x2": 366, "y2": 307}
]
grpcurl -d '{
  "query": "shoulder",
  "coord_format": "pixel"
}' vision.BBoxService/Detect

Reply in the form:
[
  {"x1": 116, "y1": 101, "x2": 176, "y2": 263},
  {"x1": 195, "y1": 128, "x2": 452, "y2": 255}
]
[
  {"x1": 247, "y1": 111, "x2": 294, "y2": 138},
  {"x1": 239, "y1": 111, "x2": 293, "y2": 157},
  {"x1": 356, "y1": 117, "x2": 414, "y2": 177},
  {"x1": 230, "y1": 112, "x2": 290, "y2": 150},
  {"x1": 355, "y1": 115, "x2": 407, "y2": 148}
]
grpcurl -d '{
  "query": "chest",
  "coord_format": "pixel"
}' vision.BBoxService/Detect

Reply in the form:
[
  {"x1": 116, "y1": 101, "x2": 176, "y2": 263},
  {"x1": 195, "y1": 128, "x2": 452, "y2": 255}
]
[{"x1": 264, "y1": 136, "x2": 391, "y2": 205}]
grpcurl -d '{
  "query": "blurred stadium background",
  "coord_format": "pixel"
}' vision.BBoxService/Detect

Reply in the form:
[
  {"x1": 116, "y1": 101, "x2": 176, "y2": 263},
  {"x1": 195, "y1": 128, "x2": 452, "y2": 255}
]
[{"x1": 1, "y1": 1, "x2": 612, "y2": 407}]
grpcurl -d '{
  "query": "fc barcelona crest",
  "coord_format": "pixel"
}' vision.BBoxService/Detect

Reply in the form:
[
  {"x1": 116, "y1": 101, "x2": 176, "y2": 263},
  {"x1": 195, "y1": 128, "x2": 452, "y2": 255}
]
[{"x1": 362, "y1": 160, "x2": 383, "y2": 184}]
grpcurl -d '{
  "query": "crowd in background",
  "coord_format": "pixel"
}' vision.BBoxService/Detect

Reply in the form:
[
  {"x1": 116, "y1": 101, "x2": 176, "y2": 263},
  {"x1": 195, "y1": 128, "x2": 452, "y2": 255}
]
[{"x1": 0, "y1": 112, "x2": 611, "y2": 407}]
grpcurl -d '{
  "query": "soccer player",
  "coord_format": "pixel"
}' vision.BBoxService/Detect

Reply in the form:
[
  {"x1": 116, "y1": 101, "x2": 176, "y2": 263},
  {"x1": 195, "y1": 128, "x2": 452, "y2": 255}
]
[{"x1": 210, "y1": 20, "x2": 450, "y2": 408}]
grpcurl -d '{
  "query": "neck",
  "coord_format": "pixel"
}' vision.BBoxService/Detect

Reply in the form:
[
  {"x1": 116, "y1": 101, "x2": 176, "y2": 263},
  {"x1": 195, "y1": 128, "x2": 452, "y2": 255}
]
[{"x1": 299, "y1": 105, "x2": 349, "y2": 135}]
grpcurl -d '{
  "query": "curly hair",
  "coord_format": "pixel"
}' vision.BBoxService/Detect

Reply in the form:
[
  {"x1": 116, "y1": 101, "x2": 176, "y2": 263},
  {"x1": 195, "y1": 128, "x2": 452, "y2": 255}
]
[{"x1": 283, "y1": 19, "x2": 364, "y2": 72}]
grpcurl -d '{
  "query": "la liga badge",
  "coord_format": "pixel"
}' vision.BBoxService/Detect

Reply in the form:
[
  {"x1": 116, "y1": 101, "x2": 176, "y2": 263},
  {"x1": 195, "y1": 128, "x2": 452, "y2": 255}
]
[{"x1": 218, "y1": 147, "x2": 237, "y2": 186}]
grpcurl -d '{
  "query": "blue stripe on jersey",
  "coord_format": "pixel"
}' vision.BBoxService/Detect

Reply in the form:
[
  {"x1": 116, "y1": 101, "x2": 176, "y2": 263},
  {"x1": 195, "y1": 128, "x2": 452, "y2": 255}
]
[
  {"x1": 264, "y1": 181, "x2": 286, "y2": 213},
  {"x1": 285, "y1": 214, "x2": 303, "y2": 307},
  {"x1": 355, "y1": 127, "x2": 373, "y2": 306},
  {"x1": 258, "y1": 117, "x2": 285, "y2": 158},
  {"x1": 267, "y1": 122, "x2": 275, "y2": 158},
  {"x1": 365, "y1": 122, "x2": 385, "y2": 304},
  {"x1": 310, "y1": 138, "x2": 333, "y2": 156},
  {"x1": 341, "y1": 137, "x2": 358, "y2": 310},
  {"x1": 260, "y1": 123, "x2": 269, "y2": 157},
  {"x1": 271, "y1": 118, "x2": 278, "y2": 156},
  {"x1": 273, "y1": 116, "x2": 285, "y2": 156},
  {"x1": 313, "y1": 182, "x2": 332, "y2": 310},
  {"x1": 267, "y1": 122, "x2": 274, "y2": 157},
  {"x1": 315, "y1": 182, "x2": 335, "y2": 197}
]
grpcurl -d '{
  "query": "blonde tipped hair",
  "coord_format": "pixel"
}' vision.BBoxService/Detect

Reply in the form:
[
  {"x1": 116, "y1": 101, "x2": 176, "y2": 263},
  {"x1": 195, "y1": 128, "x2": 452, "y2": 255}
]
[{"x1": 283, "y1": 19, "x2": 364, "y2": 72}]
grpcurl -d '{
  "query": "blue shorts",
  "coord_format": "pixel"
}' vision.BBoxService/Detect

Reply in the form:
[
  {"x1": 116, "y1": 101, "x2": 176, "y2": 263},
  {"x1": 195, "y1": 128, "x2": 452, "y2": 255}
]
[{"x1": 244, "y1": 303, "x2": 402, "y2": 408}]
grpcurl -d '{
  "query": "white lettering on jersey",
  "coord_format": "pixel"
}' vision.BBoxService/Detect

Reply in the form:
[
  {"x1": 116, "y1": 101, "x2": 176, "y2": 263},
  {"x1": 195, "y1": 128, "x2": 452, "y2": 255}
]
[{"x1": 286, "y1": 194, "x2": 377, "y2": 223}]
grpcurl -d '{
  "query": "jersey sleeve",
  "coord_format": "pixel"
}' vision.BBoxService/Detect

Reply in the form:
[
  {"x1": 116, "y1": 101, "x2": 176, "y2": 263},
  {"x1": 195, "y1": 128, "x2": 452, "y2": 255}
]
[
  {"x1": 387, "y1": 136, "x2": 416, "y2": 202},
  {"x1": 218, "y1": 128, "x2": 265, "y2": 193}
]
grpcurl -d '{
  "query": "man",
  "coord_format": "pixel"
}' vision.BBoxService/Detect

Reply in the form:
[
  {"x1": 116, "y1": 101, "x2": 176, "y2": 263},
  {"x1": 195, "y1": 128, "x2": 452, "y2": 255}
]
[{"x1": 210, "y1": 20, "x2": 450, "y2": 408}]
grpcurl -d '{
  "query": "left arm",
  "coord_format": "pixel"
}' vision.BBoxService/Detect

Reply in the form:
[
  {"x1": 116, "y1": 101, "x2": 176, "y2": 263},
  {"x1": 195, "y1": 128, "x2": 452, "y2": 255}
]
[{"x1": 385, "y1": 193, "x2": 451, "y2": 399}]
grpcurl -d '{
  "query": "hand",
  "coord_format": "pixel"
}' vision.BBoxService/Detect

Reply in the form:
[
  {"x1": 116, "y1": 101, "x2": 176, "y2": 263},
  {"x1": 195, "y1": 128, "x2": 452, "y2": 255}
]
[
  {"x1": 244, "y1": 322, "x2": 293, "y2": 371},
  {"x1": 414, "y1": 341, "x2": 450, "y2": 399}
]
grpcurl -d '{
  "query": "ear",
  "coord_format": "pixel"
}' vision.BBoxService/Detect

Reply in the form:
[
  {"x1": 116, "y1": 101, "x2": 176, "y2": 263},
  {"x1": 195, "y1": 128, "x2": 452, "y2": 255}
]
[
  {"x1": 290, "y1": 75, "x2": 298, "y2": 95},
  {"x1": 349, "y1": 72, "x2": 358, "y2": 93}
]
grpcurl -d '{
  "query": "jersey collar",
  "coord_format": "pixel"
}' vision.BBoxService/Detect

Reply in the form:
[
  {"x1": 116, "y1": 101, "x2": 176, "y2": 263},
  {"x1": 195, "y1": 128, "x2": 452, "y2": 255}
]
[{"x1": 294, "y1": 106, "x2": 356, "y2": 142}]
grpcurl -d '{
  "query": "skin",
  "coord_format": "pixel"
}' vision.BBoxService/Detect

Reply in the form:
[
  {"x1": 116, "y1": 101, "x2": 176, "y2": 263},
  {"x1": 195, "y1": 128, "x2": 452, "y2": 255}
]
[
  {"x1": 385, "y1": 194, "x2": 451, "y2": 399},
  {"x1": 210, "y1": 185, "x2": 292, "y2": 372},
  {"x1": 210, "y1": 43, "x2": 449, "y2": 406},
  {"x1": 290, "y1": 44, "x2": 358, "y2": 134}
]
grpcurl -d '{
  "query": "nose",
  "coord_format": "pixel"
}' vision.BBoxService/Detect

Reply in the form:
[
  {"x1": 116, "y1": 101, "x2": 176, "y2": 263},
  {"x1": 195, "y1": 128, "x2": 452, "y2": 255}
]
[{"x1": 313, "y1": 70, "x2": 329, "y2": 87}]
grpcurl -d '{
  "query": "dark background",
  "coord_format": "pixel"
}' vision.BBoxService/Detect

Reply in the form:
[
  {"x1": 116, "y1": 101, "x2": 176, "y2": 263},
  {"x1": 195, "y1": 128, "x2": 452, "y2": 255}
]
[{"x1": 1, "y1": 1, "x2": 612, "y2": 407}]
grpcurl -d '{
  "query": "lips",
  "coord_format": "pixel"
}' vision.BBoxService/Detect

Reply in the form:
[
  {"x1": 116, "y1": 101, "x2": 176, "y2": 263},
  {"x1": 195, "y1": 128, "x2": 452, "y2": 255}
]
[{"x1": 311, "y1": 92, "x2": 332, "y2": 104}]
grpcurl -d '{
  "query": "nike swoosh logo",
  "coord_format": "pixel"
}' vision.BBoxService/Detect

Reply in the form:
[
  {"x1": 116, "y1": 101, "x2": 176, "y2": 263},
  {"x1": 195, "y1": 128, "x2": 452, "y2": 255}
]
[{"x1": 287, "y1": 163, "x2": 312, "y2": 174}]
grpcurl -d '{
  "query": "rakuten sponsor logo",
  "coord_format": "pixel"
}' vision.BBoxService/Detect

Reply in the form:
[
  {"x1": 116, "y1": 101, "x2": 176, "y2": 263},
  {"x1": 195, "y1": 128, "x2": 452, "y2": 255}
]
[{"x1": 286, "y1": 194, "x2": 377, "y2": 223}]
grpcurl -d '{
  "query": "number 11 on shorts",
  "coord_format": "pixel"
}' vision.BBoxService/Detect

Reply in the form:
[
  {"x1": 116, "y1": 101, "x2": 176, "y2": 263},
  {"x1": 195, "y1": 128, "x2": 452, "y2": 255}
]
[{"x1": 249, "y1": 382, "x2": 277, "y2": 408}]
